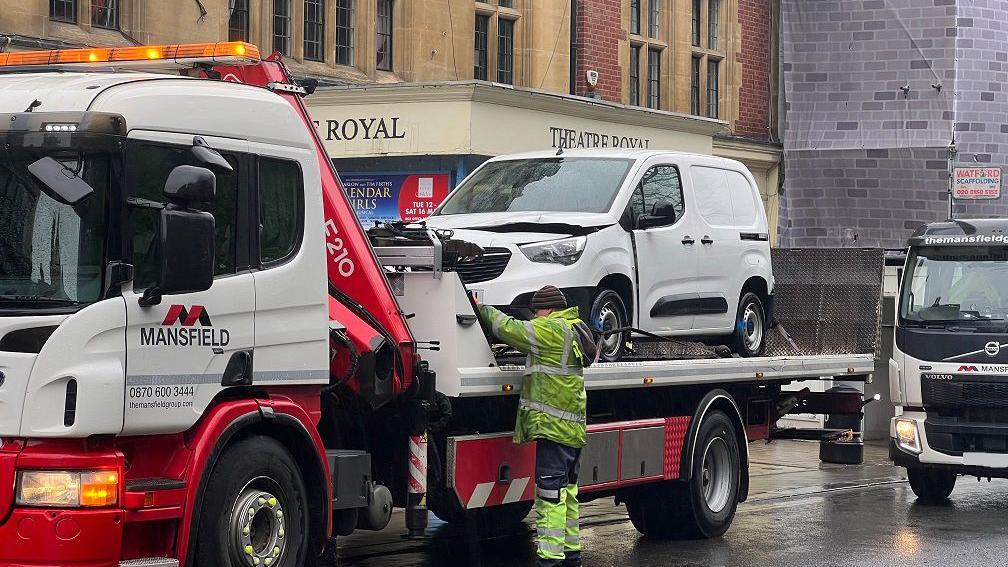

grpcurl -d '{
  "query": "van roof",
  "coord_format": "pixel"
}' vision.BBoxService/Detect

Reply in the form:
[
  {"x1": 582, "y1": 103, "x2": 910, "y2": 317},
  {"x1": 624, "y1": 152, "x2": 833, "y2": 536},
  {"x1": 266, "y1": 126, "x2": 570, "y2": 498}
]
[{"x1": 489, "y1": 148, "x2": 744, "y2": 166}]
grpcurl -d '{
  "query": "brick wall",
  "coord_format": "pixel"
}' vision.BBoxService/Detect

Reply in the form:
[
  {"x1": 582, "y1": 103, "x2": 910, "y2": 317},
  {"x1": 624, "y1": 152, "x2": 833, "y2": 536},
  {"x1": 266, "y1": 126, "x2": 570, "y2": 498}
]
[
  {"x1": 736, "y1": 0, "x2": 771, "y2": 139},
  {"x1": 573, "y1": 0, "x2": 624, "y2": 102}
]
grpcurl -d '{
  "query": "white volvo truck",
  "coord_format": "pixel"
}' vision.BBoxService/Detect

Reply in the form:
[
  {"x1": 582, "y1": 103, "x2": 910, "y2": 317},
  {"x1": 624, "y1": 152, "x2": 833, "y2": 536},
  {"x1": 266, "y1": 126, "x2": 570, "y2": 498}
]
[{"x1": 890, "y1": 219, "x2": 1008, "y2": 502}]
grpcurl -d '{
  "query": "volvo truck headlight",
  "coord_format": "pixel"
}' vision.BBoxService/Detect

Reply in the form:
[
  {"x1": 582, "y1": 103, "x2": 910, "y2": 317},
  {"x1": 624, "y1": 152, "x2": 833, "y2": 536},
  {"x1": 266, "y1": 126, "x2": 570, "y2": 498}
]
[
  {"x1": 895, "y1": 418, "x2": 922, "y2": 454},
  {"x1": 16, "y1": 470, "x2": 119, "y2": 507},
  {"x1": 519, "y1": 236, "x2": 587, "y2": 265}
]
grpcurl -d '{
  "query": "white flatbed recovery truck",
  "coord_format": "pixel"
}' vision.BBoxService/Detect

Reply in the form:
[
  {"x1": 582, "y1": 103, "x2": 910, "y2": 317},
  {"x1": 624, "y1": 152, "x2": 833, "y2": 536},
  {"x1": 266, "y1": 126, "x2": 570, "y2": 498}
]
[{"x1": 0, "y1": 41, "x2": 884, "y2": 567}]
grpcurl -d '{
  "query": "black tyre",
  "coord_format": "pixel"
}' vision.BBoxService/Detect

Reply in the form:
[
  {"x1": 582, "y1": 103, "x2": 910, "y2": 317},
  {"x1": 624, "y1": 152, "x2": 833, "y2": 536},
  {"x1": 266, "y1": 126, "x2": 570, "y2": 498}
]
[
  {"x1": 907, "y1": 467, "x2": 957, "y2": 504},
  {"x1": 731, "y1": 292, "x2": 766, "y2": 357},
  {"x1": 428, "y1": 478, "x2": 533, "y2": 533},
  {"x1": 589, "y1": 289, "x2": 629, "y2": 362},
  {"x1": 194, "y1": 436, "x2": 310, "y2": 567},
  {"x1": 626, "y1": 410, "x2": 740, "y2": 539}
]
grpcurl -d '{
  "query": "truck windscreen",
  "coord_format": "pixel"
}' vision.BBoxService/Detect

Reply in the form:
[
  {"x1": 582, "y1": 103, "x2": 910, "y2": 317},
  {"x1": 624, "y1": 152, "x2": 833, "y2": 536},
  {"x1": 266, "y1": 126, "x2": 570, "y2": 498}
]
[
  {"x1": 435, "y1": 157, "x2": 634, "y2": 215},
  {"x1": 900, "y1": 246, "x2": 1008, "y2": 327},
  {"x1": 0, "y1": 155, "x2": 108, "y2": 308}
]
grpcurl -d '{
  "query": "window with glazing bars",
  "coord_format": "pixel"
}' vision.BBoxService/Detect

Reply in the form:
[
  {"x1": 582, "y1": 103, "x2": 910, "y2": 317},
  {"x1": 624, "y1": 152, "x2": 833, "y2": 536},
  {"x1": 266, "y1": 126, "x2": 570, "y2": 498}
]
[
  {"x1": 499, "y1": 0, "x2": 513, "y2": 6},
  {"x1": 630, "y1": 0, "x2": 640, "y2": 35},
  {"x1": 647, "y1": 48, "x2": 660, "y2": 109},
  {"x1": 474, "y1": 14, "x2": 489, "y2": 80},
  {"x1": 376, "y1": 0, "x2": 393, "y2": 71},
  {"x1": 50, "y1": 0, "x2": 77, "y2": 23},
  {"x1": 707, "y1": 58, "x2": 719, "y2": 118},
  {"x1": 690, "y1": 56, "x2": 701, "y2": 115},
  {"x1": 91, "y1": 0, "x2": 119, "y2": 29},
  {"x1": 229, "y1": 0, "x2": 250, "y2": 42},
  {"x1": 336, "y1": 0, "x2": 355, "y2": 65},
  {"x1": 708, "y1": 0, "x2": 719, "y2": 50},
  {"x1": 303, "y1": 0, "x2": 325, "y2": 61},
  {"x1": 629, "y1": 45, "x2": 640, "y2": 106},
  {"x1": 691, "y1": 0, "x2": 701, "y2": 46},
  {"x1": 648, "y1": 0, "x2": 660, "y2": 37},
  {"x1": 498, "y1": 18, "x2": 514, "y2": 85},
  {"x1": 273, "y1": 0, "x2": 292, "y2": 56}
]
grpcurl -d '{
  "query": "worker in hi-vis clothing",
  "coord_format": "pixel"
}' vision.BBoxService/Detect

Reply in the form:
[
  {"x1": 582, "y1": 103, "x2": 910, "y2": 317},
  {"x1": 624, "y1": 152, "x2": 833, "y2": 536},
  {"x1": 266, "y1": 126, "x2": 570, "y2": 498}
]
[{"x1": 477, "y1": 285, "x2": 587, "y2": 567}]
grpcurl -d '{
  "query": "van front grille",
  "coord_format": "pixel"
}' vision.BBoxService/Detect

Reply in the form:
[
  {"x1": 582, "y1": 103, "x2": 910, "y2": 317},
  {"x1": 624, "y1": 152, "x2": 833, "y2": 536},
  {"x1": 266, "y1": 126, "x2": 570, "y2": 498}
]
[{"x1": 454, "y1": 247, "x2": 512, "y2": 284}]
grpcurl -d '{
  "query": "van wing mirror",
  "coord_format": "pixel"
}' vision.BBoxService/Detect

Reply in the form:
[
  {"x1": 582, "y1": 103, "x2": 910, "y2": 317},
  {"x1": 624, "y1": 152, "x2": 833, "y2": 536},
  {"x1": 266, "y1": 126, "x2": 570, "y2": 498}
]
[{"x1": 636, "y1": 200, "x2": 677, "y2": 230}]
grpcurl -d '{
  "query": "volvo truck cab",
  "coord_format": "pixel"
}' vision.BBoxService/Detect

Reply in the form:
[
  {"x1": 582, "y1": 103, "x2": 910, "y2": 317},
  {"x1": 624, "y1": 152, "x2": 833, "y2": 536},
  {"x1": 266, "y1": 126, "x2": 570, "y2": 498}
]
[{"x1": 890, "y1": 219, "x2": 1008, "y2": 502}]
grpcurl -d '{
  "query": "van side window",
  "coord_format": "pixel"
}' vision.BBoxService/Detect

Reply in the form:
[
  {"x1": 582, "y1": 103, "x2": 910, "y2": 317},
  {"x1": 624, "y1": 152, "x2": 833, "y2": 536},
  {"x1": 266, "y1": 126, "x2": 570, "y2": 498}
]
[
  {"x1": 725, "y1": 170, "x2": 758, "y2": 227},
  {"x1": 636, "y1": 165, "x2": 684, "y2": 221},
  {"x1": 691, "y1": 166, "x2": 733, "y2": 227},
  {"x1": 127, "y1": 142, "x2": 239, "y2": 289},
  {"x1": 258, "y1": 158, "x2": 303, "y2": 265}
]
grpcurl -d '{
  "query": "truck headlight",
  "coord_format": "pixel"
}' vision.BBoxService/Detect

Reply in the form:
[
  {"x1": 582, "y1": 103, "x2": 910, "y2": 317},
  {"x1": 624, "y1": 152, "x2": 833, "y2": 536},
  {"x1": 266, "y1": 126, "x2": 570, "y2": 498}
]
[
  {"x1": 16, "y1": 470, "x2": 119, "y2": 507},
  {"x1": 519, "y1": 236, "x2": 587, "y2": 266},
  {"x1": 895, "y1": 418, "x2": 922, "y2": 455}
]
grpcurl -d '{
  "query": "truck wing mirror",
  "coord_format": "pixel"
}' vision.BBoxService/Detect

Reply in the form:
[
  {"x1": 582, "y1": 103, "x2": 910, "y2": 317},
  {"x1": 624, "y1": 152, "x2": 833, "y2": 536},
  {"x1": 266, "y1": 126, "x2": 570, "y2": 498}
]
[
  {"x1": 140, "y1": 207, "x2": 216, "y2": 307},
  {"x1": 191, "y1": 136, "x2": 233, "y2": 173},
  {"x1": 636, "y1": 200, "x2": 677, "y2": 230},
  {"x1": 27, "y1": 156, "x2": 94, "y2": 205},
  {"x1": 163, "y1": 165, "x2": 215, "y2": 204}
]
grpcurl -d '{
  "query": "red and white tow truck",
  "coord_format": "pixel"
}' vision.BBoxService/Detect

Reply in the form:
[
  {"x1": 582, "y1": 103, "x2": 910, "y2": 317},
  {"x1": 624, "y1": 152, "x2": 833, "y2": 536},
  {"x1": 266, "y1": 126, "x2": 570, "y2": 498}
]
[{"x1": 0, "y1": 42, "x2": 880, "y2": 566}]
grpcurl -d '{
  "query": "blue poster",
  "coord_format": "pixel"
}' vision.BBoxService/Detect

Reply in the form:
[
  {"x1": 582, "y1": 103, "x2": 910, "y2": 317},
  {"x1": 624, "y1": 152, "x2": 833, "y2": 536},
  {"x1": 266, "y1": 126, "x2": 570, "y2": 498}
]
[{"x1": 341, "y1": 173, "x2": 451, "y2": 226}]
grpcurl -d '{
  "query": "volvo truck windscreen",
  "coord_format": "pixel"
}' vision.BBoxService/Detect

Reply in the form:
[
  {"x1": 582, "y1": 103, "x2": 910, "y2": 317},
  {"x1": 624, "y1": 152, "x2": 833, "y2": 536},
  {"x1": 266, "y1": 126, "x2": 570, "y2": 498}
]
[{"x1": 900, "y1": 245, "x2": 1008, "y2": 328}]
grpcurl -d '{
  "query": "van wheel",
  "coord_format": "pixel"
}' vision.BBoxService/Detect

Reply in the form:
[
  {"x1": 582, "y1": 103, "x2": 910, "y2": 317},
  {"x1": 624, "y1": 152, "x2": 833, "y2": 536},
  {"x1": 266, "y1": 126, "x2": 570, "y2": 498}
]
[
  {"x1": 907, "y1": 467, "x2": 956, "y2": 504},
  {"x1": 193, "y1": 436, "x2": 309, "y2": 567},
  {"x1": 626, "y1": 410, "x2": 740, "y2": 539},
  {"x1": 732, "y1": 292, "x2": 766, "y2": 357},
  {"x1": 590, "y1": 289, "x2": 628, "y2": 362}
]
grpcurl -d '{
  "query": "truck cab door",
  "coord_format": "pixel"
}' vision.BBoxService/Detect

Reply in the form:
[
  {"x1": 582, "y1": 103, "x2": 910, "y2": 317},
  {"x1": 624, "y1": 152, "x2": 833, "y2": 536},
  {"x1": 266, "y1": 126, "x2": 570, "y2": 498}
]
[
  {"x1": 122, "y1": 133, "x2": 255, "y2": 435},
  {"x1": 630, "y1": 164, "x2": 698, "y2": 333}
]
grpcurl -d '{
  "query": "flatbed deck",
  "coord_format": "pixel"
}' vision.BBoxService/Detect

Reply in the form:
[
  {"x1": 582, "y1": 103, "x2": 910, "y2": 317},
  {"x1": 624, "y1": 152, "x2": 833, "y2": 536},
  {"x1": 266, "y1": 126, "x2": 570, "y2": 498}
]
[{"x1": 447, "y1": 353, "x2": 875, "y2": 397}]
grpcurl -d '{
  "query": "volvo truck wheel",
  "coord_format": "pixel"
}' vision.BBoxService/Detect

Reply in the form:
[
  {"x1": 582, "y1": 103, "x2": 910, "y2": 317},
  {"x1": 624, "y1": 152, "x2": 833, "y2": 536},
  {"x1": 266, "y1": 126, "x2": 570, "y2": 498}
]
[
  {"x1": 590, "y1": 289, "x2": 628, "y2": 362},
  {"x1": 732, "y1": 292, "x2": 766, "y2": 357},
  {"x1": 907, "y1": 467, "x2": 956, "y2": 504},
  {"x1": 194, "y1": 436, "x2": 309, "y2": 567},
  {"x1": 627, "y1": 410, "x2": 740, "y2": 539}
]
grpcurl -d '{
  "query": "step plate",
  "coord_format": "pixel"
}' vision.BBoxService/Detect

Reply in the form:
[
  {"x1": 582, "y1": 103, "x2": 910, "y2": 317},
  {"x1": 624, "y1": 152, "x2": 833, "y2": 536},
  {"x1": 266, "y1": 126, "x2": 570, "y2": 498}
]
[{"x1": 119, "y1": 559, "x2": 179, "y2": 567}]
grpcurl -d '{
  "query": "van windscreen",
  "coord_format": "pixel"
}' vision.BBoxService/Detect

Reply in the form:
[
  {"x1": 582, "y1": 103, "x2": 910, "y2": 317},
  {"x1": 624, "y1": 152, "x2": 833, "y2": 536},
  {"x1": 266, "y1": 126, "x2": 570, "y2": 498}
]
[{"x1": 435, "y1": 157, "x2": 633, "y2": 215}]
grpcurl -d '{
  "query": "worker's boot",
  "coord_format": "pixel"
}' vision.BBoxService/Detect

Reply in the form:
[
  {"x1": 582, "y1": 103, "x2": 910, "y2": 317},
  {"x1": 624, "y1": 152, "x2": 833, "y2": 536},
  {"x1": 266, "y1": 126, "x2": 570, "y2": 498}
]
[{"x1": 560, "y1": 551, "x2": 583, "y2": 567}]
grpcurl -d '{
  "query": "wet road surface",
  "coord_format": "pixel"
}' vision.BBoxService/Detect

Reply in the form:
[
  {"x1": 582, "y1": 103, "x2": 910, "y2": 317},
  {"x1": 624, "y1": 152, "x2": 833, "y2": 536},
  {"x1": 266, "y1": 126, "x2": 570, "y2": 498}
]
[{"x1": 336, "y1": 441, "x2": 1008, "y2": 566}]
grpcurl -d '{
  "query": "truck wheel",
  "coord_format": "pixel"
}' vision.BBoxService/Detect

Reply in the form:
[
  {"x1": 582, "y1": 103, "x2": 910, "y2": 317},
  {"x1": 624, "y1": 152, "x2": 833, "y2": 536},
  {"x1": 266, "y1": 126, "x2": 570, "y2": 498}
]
[
  {"x1": 732, "y1": 292, "x2": 766, "y2": 357},
  {"x1": 590, "y1": 289, "x2": 628, "y2": 362},
  {"x1": 907, "y1": 467, "x2": 957, "y2": 504},
  {"x1": 626, "y1": 410, "x2": 740, "y2": 539},
  {"x1": 194, "y1": 436, "x2": 309, "y2": 567}
]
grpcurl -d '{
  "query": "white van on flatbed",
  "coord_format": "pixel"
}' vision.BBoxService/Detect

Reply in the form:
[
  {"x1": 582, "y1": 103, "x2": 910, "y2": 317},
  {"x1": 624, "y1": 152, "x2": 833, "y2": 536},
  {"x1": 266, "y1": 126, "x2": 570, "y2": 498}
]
[{"x1": 426, "y1": 149, "x2": 774, "y2": 360}]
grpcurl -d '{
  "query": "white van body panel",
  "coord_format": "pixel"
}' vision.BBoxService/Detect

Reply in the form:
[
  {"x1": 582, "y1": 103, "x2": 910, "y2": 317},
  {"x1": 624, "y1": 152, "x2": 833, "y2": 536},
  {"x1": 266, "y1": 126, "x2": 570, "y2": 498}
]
[{"x1": 426, "y1": 149, "x2": 773, "y2": 341}]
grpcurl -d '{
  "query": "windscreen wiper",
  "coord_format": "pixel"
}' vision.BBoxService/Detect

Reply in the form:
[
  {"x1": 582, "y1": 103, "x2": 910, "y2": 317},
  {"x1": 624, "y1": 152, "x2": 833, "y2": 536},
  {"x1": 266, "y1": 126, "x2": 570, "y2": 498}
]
[{"x1": 0, "y1": 295, "x2": 81, "y2": 305}]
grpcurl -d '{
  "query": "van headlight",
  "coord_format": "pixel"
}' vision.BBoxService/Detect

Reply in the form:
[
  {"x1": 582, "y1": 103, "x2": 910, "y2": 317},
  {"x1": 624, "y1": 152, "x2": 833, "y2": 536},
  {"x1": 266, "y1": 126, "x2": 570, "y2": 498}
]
[
  {"x1": 519, "y1": 236, "x2": 587, "y2": 266},
  {"x1": 895, "y1": 418, "x2": 922, "y2": 455},
  {"x1": 15, "y1": 469, "x2": 119, "y2": 507}
]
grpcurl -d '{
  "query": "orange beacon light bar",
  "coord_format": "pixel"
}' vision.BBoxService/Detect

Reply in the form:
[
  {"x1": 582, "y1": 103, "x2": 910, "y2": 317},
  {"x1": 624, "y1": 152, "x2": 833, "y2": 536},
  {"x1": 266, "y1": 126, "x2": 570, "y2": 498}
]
[{"x1": 0, "y1": 41, "x2": 260, "y2": 68}]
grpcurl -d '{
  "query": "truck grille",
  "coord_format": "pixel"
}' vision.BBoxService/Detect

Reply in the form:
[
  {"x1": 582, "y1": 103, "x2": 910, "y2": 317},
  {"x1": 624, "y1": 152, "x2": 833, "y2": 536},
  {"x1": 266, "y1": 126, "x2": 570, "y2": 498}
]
[
  {"x1": 454, "y1": 247, "x2": 511, "y2": 284},
  {"x1": 922, "y1": 376, "x2": 1008, "y2": 409}
]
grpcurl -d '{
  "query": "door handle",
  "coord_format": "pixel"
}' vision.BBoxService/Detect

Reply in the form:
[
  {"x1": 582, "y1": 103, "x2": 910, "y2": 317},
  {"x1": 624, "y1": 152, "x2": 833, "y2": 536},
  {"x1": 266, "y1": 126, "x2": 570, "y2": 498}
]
[
  {"x1": 681, "y1": 236, "x2": 695, "y2": 245},
  {"x1": 701, "y1": 235, "x2": 714, "y2": 245}
]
